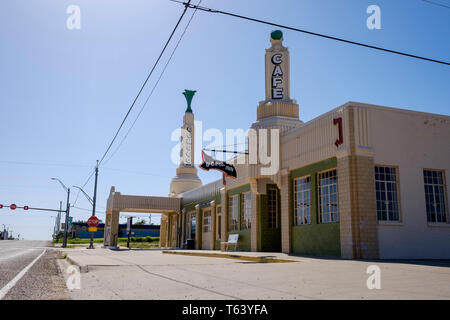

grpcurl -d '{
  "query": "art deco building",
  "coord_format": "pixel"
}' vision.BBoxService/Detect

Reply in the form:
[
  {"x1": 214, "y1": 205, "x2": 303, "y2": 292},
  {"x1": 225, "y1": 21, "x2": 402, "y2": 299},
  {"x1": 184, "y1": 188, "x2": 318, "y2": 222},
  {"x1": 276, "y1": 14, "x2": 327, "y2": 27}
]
[{"x1": 105, "y1": 30, "x2": 450, "y2": 259}]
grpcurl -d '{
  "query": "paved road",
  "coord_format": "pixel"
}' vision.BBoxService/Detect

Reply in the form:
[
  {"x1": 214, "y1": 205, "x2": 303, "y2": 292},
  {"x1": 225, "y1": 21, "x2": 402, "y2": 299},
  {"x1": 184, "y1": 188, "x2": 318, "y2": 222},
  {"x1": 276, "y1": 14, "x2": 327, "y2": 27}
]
[{"x1": 0, "y1": 240, "x2": 69, "y2": 300}]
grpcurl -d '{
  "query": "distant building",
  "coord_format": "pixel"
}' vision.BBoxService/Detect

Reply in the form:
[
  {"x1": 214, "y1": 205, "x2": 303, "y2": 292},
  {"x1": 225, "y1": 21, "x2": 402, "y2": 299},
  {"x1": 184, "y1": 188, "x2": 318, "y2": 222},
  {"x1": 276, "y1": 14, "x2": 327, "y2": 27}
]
[{"x1": 71, "y1": 222, "x2": 160, "y2": 239}]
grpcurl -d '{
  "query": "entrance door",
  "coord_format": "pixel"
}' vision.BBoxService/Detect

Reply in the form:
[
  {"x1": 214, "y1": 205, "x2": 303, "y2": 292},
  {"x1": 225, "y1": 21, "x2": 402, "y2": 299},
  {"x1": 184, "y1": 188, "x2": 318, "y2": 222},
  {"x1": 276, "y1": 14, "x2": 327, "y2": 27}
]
[
  {"x1": 261, "y1": 185, "x2": 282, "y2": 252},
  {"x1": 202, "y1": 209, "x2": 212, "y2": 250}
]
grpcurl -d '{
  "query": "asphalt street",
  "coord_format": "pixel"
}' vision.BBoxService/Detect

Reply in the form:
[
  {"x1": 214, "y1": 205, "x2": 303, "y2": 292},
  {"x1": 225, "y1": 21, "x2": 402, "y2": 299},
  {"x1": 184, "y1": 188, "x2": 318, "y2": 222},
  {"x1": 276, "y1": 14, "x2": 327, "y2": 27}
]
[{"x1": 0, "y1": 240, "x2": 69, "y2": 300}]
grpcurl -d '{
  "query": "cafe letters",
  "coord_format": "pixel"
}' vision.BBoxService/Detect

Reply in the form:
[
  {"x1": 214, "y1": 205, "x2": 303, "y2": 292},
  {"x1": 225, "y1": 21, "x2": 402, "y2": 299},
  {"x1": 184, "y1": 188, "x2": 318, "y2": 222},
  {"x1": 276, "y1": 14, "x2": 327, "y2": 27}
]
[{"x1": 272, "y1": 53, "x2": 284, "y2": 99}]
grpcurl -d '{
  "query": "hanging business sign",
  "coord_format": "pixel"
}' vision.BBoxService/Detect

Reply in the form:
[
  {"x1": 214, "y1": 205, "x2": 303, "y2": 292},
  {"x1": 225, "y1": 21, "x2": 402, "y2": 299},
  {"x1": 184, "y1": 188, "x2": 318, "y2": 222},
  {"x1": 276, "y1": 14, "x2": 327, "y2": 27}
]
[{"x1": 199, "y1": 151, "x2": 237, "y2": 178}]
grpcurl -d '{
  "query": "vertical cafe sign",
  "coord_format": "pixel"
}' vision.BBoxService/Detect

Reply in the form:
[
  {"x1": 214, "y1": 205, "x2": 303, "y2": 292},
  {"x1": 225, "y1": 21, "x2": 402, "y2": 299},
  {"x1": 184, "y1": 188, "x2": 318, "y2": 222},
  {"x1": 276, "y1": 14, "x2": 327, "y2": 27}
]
[
  {"x1": 265, "y1": 30, "x2": 290, "y2": 101},
  {"x1": 181, "y1": 89, "x2": 196, "y2": 168},
  {"x1": 271, "y1": 53, "x2": 283, "y2": 99},
  {"x1": 184, "y1": 125, "x2": 193, "y2": 166}
]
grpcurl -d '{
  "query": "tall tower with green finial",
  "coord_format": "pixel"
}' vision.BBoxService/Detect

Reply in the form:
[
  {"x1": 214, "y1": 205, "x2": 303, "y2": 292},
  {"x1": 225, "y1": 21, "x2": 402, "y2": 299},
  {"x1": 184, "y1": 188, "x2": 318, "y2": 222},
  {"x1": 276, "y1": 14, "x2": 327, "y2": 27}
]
[
  {"x1": 169, "y1": 90, "x2": 202, "y2": 196},
  {"x1": 252, "y1": 30, "x2": 302, "y2": 135}
]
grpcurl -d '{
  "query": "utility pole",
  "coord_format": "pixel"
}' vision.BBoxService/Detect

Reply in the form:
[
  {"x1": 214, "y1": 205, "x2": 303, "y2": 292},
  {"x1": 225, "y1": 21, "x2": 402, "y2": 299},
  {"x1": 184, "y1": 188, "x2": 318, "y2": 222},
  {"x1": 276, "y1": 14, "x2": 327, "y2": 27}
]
[
  {"x1": 88, "y1": 160, "x2": 99, "y2": 249},
  {"x1": 53, "y1": 201, "x2": 62, "y2": 239},
  {"x1": 63, "y1": 188, "x2": 70, "y2": 248},
  {"x1": 58, "y1": 201, "x2": 62, "y2": 234}
]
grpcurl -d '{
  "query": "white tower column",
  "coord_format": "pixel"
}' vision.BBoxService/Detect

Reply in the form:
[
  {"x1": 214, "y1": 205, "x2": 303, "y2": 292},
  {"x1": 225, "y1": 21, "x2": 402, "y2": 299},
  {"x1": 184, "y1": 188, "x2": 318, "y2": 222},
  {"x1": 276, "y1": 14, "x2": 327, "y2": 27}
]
[{"x1": 169, "y1": 90, "x2": 202, "y2": 196}]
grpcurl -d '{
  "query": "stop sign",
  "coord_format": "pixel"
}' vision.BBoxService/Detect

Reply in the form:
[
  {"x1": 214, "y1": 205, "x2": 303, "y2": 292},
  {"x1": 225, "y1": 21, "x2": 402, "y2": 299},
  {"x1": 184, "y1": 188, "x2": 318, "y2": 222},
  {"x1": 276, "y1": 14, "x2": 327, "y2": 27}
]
[
  {"x1": 10, "y1": 204, "x2": 17, "y2": 210},
  {"x1": 87, "y1": 216, "x2": 99, "y2": 227}
]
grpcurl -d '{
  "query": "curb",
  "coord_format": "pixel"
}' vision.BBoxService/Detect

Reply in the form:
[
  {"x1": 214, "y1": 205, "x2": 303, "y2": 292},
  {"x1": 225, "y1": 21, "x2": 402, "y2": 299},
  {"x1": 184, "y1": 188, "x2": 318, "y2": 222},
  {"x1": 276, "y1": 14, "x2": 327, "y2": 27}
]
[
  {"x1": 162, "y1": 250, "x2": 296, "y2": 263},
  {"x1": 66, "y1": 255, "x2": 89, "y2": 273}
]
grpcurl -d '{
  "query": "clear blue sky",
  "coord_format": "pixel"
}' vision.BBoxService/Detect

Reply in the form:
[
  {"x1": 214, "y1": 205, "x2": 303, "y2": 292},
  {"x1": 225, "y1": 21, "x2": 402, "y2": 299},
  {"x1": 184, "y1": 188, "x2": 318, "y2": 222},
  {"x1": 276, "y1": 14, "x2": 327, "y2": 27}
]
[{"x1": 0, "y1": 0, "x2": 449, "y2": 240}]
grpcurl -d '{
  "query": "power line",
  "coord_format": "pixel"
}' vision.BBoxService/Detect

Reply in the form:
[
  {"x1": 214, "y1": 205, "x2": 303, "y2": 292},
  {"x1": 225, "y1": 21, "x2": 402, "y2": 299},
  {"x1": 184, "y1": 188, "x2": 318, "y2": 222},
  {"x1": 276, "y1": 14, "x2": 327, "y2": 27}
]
[
  {"x1": 421, "y1": 0, "x2": 450, "y2": 9},
  {"x1": 97, "y1": 1, "x2": 193, "y2": 167},
  {"x1": 171, "y1": 1, "x2": 450, "y2": 66},
  {"x1": 72, "y1": 168, "x2": 96, "y2": 208},
  {"x1": 102, "y1": 1, "x2": 202, "y2": 166}
]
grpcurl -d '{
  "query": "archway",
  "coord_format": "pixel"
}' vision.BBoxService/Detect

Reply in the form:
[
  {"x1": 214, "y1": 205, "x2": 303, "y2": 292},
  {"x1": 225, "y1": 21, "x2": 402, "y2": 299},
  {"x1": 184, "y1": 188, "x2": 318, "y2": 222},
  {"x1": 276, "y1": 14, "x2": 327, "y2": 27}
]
[{"x1": 104, "y1": 187, "x2": 181, "y2": 248}]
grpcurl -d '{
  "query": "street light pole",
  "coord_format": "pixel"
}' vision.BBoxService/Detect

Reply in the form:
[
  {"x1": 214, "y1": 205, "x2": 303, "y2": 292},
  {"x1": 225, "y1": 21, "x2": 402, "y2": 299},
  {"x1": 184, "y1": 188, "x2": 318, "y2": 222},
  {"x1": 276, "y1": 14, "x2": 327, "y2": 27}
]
[
  {"x1": 51, "y1": 178, "x2": 70, "y2": 248},
  {"x1": 88, "y1": 161, "x2": 99, "y2": 249},
  {"x1": 58, "y1": 201, "x2": 62, "y2": 234},
  {"x1": 63, "y1": 187, "x2": 70, "y2": 248}
]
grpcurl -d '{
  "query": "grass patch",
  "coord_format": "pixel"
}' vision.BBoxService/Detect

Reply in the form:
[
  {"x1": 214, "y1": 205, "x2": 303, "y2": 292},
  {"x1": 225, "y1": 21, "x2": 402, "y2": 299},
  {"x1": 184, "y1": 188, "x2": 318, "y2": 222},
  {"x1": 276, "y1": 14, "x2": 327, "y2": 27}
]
[
  {"x1": 58, "y1": 252, "x2": 68, "y2": 259},
  {"x1": 124, "y1": 242, "x2": 160, "y2": 249},
  {"x1": 53, "y1": 238, "x2": 104, "y2": 244},
  {"x1": 53, "y1": 237, "x2": 159, "y2": 245},
  {"x1": 117, "y1": 237, "x2": 160, "y2": 249}
]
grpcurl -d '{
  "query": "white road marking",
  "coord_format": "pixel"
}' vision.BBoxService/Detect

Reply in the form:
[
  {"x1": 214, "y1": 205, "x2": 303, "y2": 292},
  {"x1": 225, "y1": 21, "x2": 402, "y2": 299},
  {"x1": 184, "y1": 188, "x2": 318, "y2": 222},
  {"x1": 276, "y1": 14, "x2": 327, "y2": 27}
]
[{"x1": 0, "y1": 249, "x2": 46, "y2": 300}]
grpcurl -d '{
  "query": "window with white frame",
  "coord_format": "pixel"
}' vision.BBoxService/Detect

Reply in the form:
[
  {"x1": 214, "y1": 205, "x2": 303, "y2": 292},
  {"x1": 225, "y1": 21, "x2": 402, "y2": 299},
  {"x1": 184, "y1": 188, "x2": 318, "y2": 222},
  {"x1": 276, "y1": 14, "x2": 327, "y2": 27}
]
[
  {"x1": 375, "y1": 166, "x2": 400, "y2": 222},
  {"x1": 318, "y1": 169, "x2": 338, "y2": 223},
  {"x1": 424, "y1": 170, "x2": 448, "y2": 223},
  {"x1": 242, "y1": 192, "x2": 252, "y2": 229},
  {"x1": 294, "y1": 176, "x2": 311, "y2": 225},
  {"x1": 203, "y1": 210, "x2": 211, "y2": 232},
  {"x1": 229, "y1": 195, "x2": 239, "y2": 231}
]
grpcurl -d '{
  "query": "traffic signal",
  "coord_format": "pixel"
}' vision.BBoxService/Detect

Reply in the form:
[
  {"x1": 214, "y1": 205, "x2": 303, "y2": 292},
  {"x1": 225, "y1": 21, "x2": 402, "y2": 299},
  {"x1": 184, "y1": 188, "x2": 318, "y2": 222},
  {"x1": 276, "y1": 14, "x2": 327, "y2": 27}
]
[
  {"x1": 10, "y1": 204, "x2": 16, "y2": 210},
  {"x1": 24, "y1": 206, "x2": 29, "y2": 210},
  {"x1": 0, "y1": 204, "x2": 3, "y2": 209}
]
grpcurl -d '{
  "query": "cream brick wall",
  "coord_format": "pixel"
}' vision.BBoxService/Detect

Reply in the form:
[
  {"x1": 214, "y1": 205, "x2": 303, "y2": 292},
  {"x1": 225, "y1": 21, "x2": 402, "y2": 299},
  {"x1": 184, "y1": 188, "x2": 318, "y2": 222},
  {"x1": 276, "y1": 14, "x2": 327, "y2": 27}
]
[
  {"x1": 250, "y1": 178, "x2": 260, "y2": 252},
  {"x1": 280, "y1": 171, "x2": 292, "y2": 253},
  {"x1": 337, "y1": 107, "x2": 379, "y2": 259}
]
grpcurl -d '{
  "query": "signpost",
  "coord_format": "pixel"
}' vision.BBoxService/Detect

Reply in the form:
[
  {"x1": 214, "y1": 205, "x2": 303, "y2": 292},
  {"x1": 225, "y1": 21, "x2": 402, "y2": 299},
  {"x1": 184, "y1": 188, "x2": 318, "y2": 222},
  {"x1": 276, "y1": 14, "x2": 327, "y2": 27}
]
[
  {"x1": 87, "y1": 216, "x2": 99, "y2": 248},
  {"x1": 126, "y1": 217, "x2": 133, "y2": 249},
  {"x1": 87, "y1": 216, "x2": 99, "y2": 227}
]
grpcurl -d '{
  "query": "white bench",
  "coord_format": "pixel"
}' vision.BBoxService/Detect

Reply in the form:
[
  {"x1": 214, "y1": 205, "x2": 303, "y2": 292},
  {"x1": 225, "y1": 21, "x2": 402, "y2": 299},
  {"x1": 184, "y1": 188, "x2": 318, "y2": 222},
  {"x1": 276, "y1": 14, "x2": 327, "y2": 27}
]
[{"x1": 221, "y1": 234, "x2": 239, "y2": 251}]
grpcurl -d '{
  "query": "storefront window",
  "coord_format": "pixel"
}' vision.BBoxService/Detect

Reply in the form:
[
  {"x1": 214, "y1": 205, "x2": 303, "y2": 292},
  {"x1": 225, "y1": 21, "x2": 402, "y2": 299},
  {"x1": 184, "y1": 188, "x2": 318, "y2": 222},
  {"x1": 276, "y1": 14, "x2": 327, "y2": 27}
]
[
  {"x1": 424, "y1": 169, "x2": 448, "y2": 223},
  {"x1": 375, "y1": 166, "x2": 400, "y2": 222},
  {"x1": 229, "y1": 195, "x2": 239, "y2": 231},
  {"x1": 203, "y1": 210, "x2": 212, "y2": 232},
  {"x1": 242, "y1": 192, "x2": 252, "y2": 229},
  {"x1": 318, "y1": 169, "x2": 338, "y2": 223},
  {"x1": 294, "y1": 176, "x2": 311, "y2": 225}
]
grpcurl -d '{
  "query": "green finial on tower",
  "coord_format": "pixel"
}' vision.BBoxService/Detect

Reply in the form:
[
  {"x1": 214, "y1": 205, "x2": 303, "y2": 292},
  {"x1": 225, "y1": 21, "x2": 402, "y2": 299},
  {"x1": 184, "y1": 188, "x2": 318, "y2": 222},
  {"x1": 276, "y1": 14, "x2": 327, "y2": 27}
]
[
  {"x1": 271, "y1": 30, "x2": 283, "y2": 40},
  {"x1": 182, "y1": 89, "x2": 196, "y2": 113}
]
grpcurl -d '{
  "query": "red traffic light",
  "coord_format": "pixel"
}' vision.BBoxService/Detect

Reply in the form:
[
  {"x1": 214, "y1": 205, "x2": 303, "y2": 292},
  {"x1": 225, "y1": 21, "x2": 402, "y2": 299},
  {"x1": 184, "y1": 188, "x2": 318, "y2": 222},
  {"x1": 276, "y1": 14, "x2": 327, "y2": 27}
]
[
  {"x1": 0, "y1": 204, "x2": 3, "y2": 209},
  {"x1": 10, "y1": 204, "x2": 17, "y2": 210},
  {"x1": 24, "y1": 206, "x2": 29, "y2": 210}
]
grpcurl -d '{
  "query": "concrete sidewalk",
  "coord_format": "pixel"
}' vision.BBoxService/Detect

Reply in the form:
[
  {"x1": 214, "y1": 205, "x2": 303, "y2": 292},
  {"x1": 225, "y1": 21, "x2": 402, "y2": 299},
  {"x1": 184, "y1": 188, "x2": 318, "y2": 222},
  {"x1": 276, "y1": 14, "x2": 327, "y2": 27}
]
[{"x1": 58, "y1": 246, "x2": 450, "y2": 300}]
